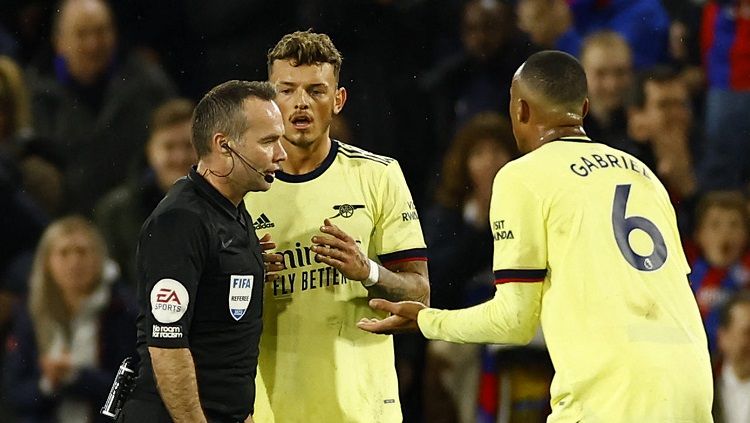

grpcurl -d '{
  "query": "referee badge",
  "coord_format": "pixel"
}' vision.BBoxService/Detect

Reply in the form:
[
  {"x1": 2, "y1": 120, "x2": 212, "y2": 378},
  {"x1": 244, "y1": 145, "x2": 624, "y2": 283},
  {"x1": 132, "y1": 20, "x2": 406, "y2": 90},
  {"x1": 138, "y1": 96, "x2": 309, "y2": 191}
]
[{"x1": 229, "y1": 275, "x2": 254, "y2": 321}]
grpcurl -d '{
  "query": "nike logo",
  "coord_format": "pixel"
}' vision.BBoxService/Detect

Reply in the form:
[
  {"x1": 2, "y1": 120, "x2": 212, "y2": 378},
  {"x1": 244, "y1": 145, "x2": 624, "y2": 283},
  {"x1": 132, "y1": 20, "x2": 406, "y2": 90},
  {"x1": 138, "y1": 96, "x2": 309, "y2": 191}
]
[{"x1": 221, "y1": 238, "x2": 233, "y2": 249}]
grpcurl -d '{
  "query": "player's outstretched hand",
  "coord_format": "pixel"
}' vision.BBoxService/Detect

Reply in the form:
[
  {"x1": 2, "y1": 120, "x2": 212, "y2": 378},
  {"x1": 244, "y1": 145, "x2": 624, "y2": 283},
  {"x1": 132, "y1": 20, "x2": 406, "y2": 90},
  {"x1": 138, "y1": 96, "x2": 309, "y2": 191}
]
[
  {"x1": 260, "y1": 233, "x2": 285, "y2": 283},
  {"x1": 356, "y1": 299, "x2": 427, "y2": 334},
  {"x1": 311, "y1": 218, "x2": 369, "y2": 281}
]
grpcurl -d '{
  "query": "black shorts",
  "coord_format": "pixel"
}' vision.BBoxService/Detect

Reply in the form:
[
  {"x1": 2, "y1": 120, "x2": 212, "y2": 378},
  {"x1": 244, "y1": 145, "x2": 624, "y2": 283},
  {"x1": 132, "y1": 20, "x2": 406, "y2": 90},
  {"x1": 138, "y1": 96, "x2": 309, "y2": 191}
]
[
  {"x1": 118, "y1": 398, "x2": 172, "y2": 423},
  {"x1": 118, "y1": 398, "x2": 245, "y2": 423}
]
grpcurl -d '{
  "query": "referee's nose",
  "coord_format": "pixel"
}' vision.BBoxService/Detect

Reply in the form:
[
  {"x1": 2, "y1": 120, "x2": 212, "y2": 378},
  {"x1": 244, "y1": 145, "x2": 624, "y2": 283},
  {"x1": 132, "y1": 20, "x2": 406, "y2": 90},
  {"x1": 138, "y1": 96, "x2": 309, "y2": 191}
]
[{"x1": 273, "y1": 139, "x2": 288, "y2": 165}]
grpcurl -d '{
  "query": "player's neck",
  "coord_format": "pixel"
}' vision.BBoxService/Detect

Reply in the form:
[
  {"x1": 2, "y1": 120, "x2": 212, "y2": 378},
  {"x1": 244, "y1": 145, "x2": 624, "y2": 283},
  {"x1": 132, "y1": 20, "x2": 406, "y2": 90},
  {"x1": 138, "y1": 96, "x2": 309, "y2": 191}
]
[
  {"x1": 196, "y1": 161, "x2": 243, "y2": 207},
  {"x1": 538, "y1": 124, "x2": 587, "y2": 145},
  {"x1": 281, "y1": 135, "x2": 332, "y2": 175}
]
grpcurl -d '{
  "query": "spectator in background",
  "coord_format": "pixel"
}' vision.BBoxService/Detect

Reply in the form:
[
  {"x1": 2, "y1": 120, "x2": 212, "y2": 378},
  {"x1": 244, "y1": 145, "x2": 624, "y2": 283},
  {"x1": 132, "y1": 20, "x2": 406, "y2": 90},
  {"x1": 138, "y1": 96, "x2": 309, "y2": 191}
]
[
  {"x1": 517, "y1": 0, "x2": 670, "y2": 68},
  {"x1": 94, "y1": 98, "x2": 196, "y2": 288},
  {"x1": 0, "y1": 55, "x2": 31, "y2": 142},
  {"x1": 422, "y1": 114, "x2": 517, "y2": 422},
  {"x1": 419, "y1": 0, "x2": 535, "y2": 202},
  {"x1": 624, "y1": 66, "x2": 700, "y2": 234},
  {"x1": 0, "y1": 54, "x2": 65, "y2": 219},
  {"x1": 26, "y1": 0, "x2": 176, "y2": 215},
  {"x1": 714, "y1": 292, "x2": 750, "y2": 423},
  {"x1": 699, "y1": 0, "x2": 750, "y2": 191},
  {"x1": 516, "y1": 0, "x2": 572, "y2": 49},
  {"x1": 422, "y1": 113, "x2": 550, "y2": 423},
  {"x1": 0, "y1": 55, "x2": 55, "y2": 346},
  {"x1": 580, "y1": 31, "x2": 632, "y2": 145},
  {"x1": 663, "y1": 0, "x2": 705, "y2": 99},
  {"x1": 0, "y1": 55, "x2": 45, "y2": 270},
  {"x1": 425, "y1": 113, "x2": 519, "y2": 311},
  {"x1": 689, "y1": 192, "x2": 750, "y2": 353},
  {"x1": 2, "y1": 216, "x2": 136, "y2": 423}
]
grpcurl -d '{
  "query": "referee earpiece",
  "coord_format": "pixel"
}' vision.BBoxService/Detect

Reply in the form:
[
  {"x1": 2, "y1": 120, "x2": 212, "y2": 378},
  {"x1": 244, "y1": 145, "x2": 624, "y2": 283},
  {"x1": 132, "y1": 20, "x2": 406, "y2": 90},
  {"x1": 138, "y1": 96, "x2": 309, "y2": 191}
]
[{"x1": 220, "y1": 142, "x2": 230, "y2": 155}]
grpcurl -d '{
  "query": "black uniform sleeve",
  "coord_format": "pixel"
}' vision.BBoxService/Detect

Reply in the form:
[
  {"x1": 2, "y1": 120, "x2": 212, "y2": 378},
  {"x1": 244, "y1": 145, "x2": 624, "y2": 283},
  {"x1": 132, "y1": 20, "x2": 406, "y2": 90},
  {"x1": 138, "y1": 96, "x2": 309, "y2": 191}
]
[{"x1": 138, "y1": 208, "x2": 210, "y2": 348}]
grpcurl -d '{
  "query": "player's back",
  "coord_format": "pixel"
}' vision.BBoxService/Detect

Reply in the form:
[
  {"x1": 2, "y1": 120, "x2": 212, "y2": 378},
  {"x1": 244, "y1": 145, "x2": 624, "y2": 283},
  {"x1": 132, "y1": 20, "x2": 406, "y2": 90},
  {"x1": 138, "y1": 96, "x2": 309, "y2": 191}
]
[{"x1": 507, "y1": 137, "x2": 713, "y2": 422}]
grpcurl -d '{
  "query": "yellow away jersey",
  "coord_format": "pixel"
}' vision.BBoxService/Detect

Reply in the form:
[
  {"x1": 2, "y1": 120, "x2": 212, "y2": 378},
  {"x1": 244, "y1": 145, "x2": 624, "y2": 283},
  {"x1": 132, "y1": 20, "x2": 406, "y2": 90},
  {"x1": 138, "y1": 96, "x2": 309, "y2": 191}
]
[
  {"x1": 245, "y1": 140, "x2": 426, "y2": 423},
  {"x1": 418, "y1": 137, "x2": 713, "y2": 423}
]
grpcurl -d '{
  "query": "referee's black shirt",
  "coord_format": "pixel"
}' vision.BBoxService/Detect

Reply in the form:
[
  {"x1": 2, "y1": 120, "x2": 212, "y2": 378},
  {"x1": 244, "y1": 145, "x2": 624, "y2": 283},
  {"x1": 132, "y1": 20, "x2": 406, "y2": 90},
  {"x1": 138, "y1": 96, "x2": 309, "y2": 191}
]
[{"x1": 130, "y1": 166, "x2": 264, "y2": 422}]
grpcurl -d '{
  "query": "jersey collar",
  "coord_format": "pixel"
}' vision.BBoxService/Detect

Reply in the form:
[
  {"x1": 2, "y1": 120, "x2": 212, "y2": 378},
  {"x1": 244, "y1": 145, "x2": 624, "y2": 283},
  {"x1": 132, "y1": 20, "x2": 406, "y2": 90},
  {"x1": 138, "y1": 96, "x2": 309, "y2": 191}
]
[
  {"x1": 188, "y1": 166, "x2": 248, "y2": 225},
  {"x1": 554, "y1": 136, "x2": 593, "y2": 143},
  {"x1": 275, "y1": 140, "x2": 339, "y2": 183}
]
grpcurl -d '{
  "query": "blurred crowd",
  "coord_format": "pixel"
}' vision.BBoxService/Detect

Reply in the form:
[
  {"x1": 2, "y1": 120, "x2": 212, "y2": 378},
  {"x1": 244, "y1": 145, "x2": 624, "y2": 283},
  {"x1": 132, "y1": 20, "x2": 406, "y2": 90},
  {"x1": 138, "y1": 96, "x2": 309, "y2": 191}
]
[{"x1": 1, "y1": 0, "x2": 749, "y2": 422}]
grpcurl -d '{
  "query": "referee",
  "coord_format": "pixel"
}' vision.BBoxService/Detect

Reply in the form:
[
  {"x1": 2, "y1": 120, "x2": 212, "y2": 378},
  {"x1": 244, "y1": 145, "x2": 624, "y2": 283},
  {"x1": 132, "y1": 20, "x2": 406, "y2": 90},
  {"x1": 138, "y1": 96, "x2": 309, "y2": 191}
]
[{"x1": 120, "y1": 80, "x2": 286, "y2": 423}]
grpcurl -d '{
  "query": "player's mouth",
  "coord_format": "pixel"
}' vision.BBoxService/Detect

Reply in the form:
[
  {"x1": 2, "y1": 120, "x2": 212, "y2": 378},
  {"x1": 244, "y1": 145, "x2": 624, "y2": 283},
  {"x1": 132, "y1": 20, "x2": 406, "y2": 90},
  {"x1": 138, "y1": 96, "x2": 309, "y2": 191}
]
[{"x1": 291, "y1": 114, "x2": 313, "y2": 130}]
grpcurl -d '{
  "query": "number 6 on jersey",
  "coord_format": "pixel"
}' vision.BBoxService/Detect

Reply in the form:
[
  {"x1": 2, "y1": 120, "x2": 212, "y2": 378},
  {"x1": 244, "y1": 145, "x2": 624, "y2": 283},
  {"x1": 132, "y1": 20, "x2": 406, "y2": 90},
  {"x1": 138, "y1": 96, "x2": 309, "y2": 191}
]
[{"x1": 611, "y1": 184, "x2": 667, "y2": 271}]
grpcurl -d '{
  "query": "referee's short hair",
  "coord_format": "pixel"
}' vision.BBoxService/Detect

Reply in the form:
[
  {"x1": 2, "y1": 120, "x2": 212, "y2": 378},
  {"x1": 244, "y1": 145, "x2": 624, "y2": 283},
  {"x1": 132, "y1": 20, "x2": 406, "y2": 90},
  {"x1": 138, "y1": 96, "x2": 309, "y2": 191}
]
[
  {"x1": 191, "y1": 80, "x2": 277, "y2": 158},
  {"x1": 519, "y1": 50, "x2": 588, "y2": 110}
]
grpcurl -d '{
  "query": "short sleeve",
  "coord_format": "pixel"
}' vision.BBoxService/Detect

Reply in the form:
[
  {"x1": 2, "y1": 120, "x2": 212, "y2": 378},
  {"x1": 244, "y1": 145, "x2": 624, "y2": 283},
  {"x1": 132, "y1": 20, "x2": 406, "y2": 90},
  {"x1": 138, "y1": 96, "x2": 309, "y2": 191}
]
[
  {"x1": 138, "y1": 208, "x2": 209, "y2": 348},
  {"x1": 490, "y1": 167, "x2": 548, "y2": 283},
  {"x1": 371, "y1": 161, "x2": 427, "y2": 266}
]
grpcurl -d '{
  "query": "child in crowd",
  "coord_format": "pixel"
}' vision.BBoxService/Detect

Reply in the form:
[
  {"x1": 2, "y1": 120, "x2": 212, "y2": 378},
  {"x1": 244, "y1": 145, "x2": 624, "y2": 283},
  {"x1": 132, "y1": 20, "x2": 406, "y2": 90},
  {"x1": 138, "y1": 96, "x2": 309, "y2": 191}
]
[{"x1": 689, "y1": 191, "x2": 750, "y2": 352}]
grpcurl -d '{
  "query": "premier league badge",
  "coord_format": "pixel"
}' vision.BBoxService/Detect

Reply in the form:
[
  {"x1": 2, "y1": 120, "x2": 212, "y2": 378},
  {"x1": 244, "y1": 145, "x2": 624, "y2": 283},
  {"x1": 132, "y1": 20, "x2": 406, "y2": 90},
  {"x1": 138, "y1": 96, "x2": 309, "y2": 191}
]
[{"x1": 229, "y1": 275, "x2": 253, "y2": 321}]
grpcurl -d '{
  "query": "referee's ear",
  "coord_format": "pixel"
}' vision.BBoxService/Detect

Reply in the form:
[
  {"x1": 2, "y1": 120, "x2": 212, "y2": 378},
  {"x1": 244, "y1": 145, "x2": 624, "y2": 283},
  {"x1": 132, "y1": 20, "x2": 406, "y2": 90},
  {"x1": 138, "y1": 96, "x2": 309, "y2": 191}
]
[{"x1": 211, "y1": 133, "x2": 231, "y2": 156}]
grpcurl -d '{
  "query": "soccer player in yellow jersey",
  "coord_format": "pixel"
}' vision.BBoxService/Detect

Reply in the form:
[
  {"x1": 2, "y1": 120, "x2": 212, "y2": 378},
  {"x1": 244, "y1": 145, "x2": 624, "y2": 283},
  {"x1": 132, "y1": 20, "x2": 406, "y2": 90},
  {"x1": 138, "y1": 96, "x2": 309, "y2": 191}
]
[
  {"x1": 245, "y1": 31, "x2": 430, "y2": 422},
  {"x1": 359, "y1": 51, "x2": 713, "y2": 422}
]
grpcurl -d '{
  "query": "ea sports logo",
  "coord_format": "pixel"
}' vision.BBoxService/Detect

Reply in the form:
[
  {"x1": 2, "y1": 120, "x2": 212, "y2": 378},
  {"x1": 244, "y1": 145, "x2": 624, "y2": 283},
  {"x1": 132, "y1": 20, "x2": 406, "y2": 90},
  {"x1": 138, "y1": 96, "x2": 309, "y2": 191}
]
[
  {"x1": 156, "y1": 288, "x2": 181, "y2": 305},
  {"x1": 151, "y1": 279, "x2": 189, "y2": 323}
]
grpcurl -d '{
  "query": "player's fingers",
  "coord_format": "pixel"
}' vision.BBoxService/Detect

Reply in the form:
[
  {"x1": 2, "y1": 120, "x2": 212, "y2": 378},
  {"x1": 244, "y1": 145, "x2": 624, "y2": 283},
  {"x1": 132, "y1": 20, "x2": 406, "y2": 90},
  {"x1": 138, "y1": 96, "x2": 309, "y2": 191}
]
[
  {"x1": 311, "y1": 244, "x2": 347, "y2": 262},
  {"x1": 260, "y1": 241, "x2": 277, "y2": 251},
  {"x1": 321, "y1": 219, "x2": 355, "y2": 243},
  {"x1": 263, "y1": 252, "x2": 284, "y2": 263},
  {"x1": 368, "y1": 298, "x2": 398, "y2": 314},
  {"x1": 311, "y1": 234, "x2": 346, "y2": 250},
  {"x1": 265, "y1": 263, "x2": 285, "y2": 272},
  {"x1": 314, "y1": 254, "x2": 345, "y2": 269},
  {"x1": 259, "y1": 233, "x2": 272, "y2": 243},
  {"x1": 356, "y1": 319, "x2": 388, "y2": 334}
]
